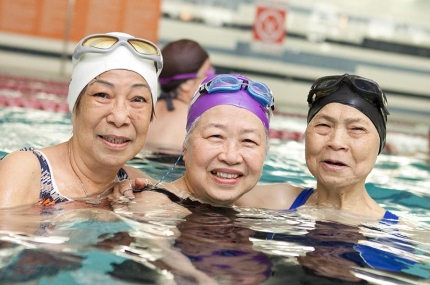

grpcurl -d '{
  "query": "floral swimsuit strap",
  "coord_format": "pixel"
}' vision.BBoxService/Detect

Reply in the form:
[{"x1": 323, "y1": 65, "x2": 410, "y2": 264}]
[{"x1": 20, "y1": 147, "x2": 128, "y2": 206}]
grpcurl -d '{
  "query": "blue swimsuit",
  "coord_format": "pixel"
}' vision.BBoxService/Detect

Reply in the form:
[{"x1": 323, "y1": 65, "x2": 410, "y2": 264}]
[
  {"x1": 289, "y1": 188, "x2": 399, "y2": 223},
  {"x1": 21, "y1": 147, "x2": 128, "y2": 206},
  {"x1": 253, "y1": 189, "x2": 410, "y2": 277}
]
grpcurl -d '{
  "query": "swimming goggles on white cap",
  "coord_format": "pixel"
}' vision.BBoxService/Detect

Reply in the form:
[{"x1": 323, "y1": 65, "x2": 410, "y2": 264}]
[{"x1": 73, "y1": 34, "x2": 163, "y2": 74}]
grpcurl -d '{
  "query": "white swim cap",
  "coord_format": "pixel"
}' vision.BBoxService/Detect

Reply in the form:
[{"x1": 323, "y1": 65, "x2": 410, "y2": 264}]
[{"x1": 68, "y1": 32, "x2": 162, "y2": 113}]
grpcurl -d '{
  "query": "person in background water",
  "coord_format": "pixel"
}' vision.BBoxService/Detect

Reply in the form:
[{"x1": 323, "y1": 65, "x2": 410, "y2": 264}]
[
  {"x1": 145, "y1": 39, "x2": 215, "y2": 153},
  {"x1": 0, "y1": 32, "x2": 162, "y2": 208},
  {"x1": 236, "y1": 74, "x2": 399, "y2": 223}
]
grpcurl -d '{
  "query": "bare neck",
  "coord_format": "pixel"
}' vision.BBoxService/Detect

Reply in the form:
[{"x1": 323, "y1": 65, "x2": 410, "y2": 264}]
[{"x1": 307, "y1": 183, "x2": 386, "y2": 218}]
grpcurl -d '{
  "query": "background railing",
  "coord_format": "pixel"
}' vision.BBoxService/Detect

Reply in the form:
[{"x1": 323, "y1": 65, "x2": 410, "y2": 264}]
[{"x1": 0, "y1": 0, "x2": 429, "y2": 126}]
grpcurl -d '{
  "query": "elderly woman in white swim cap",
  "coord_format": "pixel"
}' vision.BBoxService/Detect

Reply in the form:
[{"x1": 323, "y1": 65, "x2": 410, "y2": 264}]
[{"x1": 0, "y1": 32, "x2": 162, "y2": 208}]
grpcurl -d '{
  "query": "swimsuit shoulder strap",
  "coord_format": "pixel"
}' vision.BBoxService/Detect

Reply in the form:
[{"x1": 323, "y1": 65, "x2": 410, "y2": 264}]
[
  {"x1": 289, "y1": 188, "x2": 315, "y2": 210},
  {"x1": 20, "y1": 147, "x2": 70, "y2": 205},
  {"x1": 133, "y1": 186, "x2": 183, "y2": 203},
  {"x1": 116, "y1": 168, "x2": 128, "y2": 180},
  {"x1": 158, "y1": 91, "x2": 175, "y2": 111},
  {"x1": 380, "y1": 210, "x2": 400, "y2": 225}
]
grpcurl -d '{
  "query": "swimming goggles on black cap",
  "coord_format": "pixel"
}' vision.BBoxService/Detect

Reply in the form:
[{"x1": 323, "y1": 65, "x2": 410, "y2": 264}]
[
  {"x1": 307, "y1": 74, "x2": 390, "y2": 120},
  {"x1": 73, "y1": 34, "x2": 163, "y2": 73}
]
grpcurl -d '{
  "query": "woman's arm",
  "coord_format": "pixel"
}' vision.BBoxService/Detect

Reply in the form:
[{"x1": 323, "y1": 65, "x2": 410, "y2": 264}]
[
  {"x1": 235, "y1": 183, "x2": 303, "y2": 210},
  {"x1": 0, "y1": 151, "x2": 41, "y2": 208},
  {"x1": 123, "y1": 166, "x2": 156, "y2": 182}
]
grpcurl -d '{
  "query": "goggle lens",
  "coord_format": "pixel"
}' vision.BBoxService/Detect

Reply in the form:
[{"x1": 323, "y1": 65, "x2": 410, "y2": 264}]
[
  {"x1": 82, "y1": 36, "x2": 118, "y2": 49},
  {"x1": 128, "y1": 39, "x2": 160, "y2": 55},
  {"x1": 353, "y1": 78, "x2": 380, "y2": 94},
  {"x1": 249, "y1": 82, "x2": 271, "y2": 97},
  {"x1": 210, "y1": 76, "x2": 240, "y2": 91},
  {"x1": 313, "y1": 77, "x2": 340, "y2": 90}
]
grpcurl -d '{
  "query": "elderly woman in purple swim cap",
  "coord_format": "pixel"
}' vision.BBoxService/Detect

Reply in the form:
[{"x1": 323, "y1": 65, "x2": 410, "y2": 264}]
[{"x1": 129, "y1": 73, "x2": 274, "y2": 207}]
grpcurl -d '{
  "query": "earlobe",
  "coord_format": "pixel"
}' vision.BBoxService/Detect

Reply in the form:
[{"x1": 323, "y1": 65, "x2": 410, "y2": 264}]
[
  {"x1": 179, "y1": 79, "x2": 194, "y2": 93},
  {"x1": 182, "y1": 148, "x2": 187, "y2": 162}
]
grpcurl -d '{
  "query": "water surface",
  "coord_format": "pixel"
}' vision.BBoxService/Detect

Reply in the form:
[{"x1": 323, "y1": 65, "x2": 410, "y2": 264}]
[{"x1": 1, "y1": 107, "x2": 429, "y2": 284}]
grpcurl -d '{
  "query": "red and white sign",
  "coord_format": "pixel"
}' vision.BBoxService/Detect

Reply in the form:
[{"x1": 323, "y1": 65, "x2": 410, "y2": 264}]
[{"x1": 253, "y1": 3, "x2": 286, "y2": 45}]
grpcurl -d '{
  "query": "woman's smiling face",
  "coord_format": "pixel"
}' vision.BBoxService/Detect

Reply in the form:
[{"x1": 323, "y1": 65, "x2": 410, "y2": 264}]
[
  {"x1": 72, "y1": 69, "x2": 153, "y2": 168},
  {"x1": 182, "y1": 105, "x2": 267, "y2": 206}
]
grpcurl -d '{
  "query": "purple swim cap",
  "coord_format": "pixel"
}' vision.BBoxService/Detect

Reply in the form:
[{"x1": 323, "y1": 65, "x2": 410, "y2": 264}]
[{"x1": 186, "y1": 74, "x2": 272, "y2": 132}]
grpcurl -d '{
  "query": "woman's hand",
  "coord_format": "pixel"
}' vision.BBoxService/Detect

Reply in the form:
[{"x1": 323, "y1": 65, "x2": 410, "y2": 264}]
[{"x1": 109, "y1": 178, "x2": 152, "y2": 202}]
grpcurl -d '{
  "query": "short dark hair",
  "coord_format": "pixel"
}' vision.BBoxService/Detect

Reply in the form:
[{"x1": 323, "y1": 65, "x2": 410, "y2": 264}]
[{"x1": 159, "y1": 39, "x2": 209, "y2": 92}]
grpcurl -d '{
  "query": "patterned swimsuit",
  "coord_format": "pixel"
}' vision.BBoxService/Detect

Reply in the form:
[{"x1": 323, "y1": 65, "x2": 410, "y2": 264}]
[{"x1": 21, "y1": 147, "x2": 128, "y2": 206}]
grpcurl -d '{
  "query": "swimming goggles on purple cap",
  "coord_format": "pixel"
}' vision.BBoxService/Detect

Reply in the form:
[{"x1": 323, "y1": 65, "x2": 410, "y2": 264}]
[{"x1": 193, "y1": 74, "x2": 275, "y2": 110}]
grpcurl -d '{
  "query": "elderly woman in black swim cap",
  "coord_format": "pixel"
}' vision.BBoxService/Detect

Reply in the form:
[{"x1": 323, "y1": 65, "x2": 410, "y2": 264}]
[{"x1": 236, "y1": 74, "x2": 398, "y2": 223}]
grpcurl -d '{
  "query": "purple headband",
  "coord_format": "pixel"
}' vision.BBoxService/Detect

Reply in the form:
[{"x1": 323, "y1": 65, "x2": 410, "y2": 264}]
[
  {"x1": 186, "y1": 74, "x2": 271, "y2": 132},
  {"x1": 159, "y1": 66, "x2": 215, "y2": 85}
]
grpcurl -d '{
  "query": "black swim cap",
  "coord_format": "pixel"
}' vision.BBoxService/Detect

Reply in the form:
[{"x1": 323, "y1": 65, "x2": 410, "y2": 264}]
[{"x1": 307, "y1": 83, "x2": 387, "y2": 154}]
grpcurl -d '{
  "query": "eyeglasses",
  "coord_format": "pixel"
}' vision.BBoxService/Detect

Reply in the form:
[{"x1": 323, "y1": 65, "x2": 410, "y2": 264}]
[
  {"x1": 307, "y1": 74, "x2": 389, "y2": 116},
  {"x1": 73, "y1": 34, "x2": 163, "y2": 74},
  {"x1": 159, "y1": 66, "x2": 216, "y2": 85},
  {"x1": 192, "y1": 74, "x2": 275, "y2": 110}
]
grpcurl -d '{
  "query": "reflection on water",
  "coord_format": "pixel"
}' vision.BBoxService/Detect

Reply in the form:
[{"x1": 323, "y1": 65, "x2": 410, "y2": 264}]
[
  {"x1": 0, "y1": 203, "x2": 175, "y2": 285},
  {"x1": 1, "y1": 200, "x2": 430, "y2": 284},
  {"x1": 0, "y1": 108, "x2": 430, "y2": 284}
]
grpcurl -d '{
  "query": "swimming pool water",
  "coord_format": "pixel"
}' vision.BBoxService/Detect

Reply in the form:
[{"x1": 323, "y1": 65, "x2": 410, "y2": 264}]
[{"x1": 1, "y1": 107, "x2": 430, "y2": 285}]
